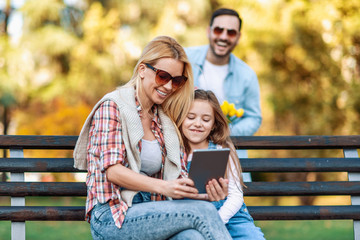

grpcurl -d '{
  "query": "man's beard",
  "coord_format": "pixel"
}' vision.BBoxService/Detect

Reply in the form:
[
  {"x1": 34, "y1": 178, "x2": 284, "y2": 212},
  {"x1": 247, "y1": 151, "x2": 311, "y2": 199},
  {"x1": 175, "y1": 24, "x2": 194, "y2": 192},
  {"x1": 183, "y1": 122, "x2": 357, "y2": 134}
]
[{"x1": 209, "y1": 40, "x2": 234, "y2": 59}]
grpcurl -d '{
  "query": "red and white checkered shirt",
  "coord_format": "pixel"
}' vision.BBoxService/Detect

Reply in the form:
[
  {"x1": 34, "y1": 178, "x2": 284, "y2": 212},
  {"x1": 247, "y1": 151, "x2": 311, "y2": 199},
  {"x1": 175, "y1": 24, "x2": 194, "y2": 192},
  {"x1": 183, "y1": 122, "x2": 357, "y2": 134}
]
[{"x1": 85, "y1": 98, "x2": 188, "y2": 228}]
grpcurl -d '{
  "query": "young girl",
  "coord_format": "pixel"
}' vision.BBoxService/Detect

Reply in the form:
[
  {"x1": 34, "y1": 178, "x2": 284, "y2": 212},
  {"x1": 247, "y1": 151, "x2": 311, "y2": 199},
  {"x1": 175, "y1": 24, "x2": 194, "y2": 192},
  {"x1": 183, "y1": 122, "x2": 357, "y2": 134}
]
[{"x1": 180, "y1": 89, "x2": 265, "y2": 240}]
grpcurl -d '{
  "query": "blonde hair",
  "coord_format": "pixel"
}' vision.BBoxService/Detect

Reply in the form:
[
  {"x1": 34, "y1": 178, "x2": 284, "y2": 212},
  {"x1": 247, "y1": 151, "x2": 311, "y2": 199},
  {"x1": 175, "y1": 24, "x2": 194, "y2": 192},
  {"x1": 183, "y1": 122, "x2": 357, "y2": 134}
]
[
  {"x1": 124, "y1": 36, "x2": 194, "y2": 131},
  {"x1": 181, "y1": 89, "x2": 244, "y2": 187}
]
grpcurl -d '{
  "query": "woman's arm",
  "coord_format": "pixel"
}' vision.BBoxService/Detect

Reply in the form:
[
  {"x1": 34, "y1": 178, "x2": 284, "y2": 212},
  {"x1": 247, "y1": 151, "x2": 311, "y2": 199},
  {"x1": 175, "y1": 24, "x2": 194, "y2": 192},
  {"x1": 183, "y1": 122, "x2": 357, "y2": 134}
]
[
  {"x1": 91, "y1": 101, "x2": 198, "y2": 199},
  {"x1": 106, "y1": 164, "x2": 199, "y2": 199}
]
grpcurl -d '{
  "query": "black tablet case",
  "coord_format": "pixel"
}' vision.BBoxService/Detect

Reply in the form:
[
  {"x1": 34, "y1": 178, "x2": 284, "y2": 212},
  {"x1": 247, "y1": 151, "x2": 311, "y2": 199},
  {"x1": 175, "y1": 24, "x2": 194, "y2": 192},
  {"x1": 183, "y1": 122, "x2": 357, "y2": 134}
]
[{"x1": 188, "y1": 148, "x2": 230, "y2": 193}]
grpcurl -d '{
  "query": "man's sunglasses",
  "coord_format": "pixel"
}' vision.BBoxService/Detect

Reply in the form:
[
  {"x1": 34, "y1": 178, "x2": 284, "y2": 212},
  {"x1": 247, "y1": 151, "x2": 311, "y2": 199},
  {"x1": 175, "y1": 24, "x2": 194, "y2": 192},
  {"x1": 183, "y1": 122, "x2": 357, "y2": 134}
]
[
  {"x1": 145, "y1": 63, "x2": 187, "y2": 90},
  {"x1": 212, "y1": 26, "x2": 238, "y2": 37}
]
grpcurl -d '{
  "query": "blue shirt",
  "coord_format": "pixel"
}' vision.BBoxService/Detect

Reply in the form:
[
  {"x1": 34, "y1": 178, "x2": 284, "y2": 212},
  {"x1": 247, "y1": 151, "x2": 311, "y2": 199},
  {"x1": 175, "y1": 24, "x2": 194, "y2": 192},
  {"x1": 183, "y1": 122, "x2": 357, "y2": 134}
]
[{"x1": 185, "y1": 45, "x2": 262, "y2": 136}]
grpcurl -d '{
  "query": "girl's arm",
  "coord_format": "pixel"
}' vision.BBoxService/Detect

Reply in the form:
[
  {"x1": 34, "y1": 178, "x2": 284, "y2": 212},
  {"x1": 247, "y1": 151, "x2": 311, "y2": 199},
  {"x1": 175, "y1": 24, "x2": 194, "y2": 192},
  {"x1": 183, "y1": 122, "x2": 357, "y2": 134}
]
[{"x1": 217, "y1": 158, "x2": 244, "y2": 223}]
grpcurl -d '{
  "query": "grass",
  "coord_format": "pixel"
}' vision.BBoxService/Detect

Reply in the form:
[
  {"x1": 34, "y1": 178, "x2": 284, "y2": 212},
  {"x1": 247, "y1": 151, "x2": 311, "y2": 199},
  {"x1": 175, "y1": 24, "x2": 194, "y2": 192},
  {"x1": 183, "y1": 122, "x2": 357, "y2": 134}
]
[
  {"x1": 0, "y1": 221, "x2": 92, "y2": 240},
  {"x1": 0, "y1": 219, "x2": 354, "y2": 239},
  {"x1": 257, "y1": 220, "x2": 354, "y2": 240}
]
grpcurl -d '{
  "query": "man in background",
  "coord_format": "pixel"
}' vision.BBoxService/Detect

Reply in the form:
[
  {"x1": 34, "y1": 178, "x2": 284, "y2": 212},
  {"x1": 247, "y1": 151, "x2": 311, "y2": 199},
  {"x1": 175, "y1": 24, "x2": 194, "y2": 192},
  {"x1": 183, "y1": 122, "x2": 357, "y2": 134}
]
[{"x1": 185, "y1": 8, "x2": 262, "y2": 181}]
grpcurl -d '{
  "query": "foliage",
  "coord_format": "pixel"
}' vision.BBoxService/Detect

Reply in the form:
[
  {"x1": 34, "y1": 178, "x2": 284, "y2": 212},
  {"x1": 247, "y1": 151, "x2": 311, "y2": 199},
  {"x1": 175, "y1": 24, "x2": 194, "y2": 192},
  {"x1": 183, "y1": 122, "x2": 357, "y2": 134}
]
[
  {"x1": 3, "y1": 0, "x2": 359, "y2": 135},
  {"x1": 16, "y1": 97, "x2": 91, "y2": 135},
  {"x1": 0, "y1": 0, "x2": 359, "y2": 202}
]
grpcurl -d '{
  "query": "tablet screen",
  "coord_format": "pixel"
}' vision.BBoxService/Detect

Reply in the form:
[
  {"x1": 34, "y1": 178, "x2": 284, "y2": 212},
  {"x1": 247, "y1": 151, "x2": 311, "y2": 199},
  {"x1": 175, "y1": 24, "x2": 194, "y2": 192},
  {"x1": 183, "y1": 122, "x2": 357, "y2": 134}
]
[{"x1": 188, "y1": 148, "x2": 230, "y2": 193}]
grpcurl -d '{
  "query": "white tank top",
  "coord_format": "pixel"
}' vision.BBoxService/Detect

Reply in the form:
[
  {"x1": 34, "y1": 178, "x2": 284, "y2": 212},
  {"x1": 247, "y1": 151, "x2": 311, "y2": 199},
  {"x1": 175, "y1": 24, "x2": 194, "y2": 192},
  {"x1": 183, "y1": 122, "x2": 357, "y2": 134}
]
[{"x1": 140, "y1": 139, "x2": 162, "y2": 176}]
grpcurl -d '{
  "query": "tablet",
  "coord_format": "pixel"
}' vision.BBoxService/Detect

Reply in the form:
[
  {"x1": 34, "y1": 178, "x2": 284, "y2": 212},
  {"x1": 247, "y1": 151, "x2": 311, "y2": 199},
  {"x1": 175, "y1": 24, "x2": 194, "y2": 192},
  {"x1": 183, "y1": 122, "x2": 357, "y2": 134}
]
[{"x1": 188, "y1": 148, "x2": 230, "y2": 193}]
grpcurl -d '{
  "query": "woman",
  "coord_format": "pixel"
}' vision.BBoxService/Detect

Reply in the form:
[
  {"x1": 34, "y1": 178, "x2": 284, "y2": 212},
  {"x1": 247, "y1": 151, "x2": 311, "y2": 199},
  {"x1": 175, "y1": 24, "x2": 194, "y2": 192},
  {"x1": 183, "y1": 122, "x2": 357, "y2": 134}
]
[
  {"x1": 74, "y1": 36, "x2": 231, "y2": 240},
  {"x1": 180, "y1": 89, "x2": 265, "y2": 239}
]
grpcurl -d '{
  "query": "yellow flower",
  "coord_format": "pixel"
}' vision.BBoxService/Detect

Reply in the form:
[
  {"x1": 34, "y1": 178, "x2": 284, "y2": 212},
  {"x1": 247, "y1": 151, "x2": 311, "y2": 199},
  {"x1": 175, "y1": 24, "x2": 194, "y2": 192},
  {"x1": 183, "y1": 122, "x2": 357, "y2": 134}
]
[
  {"x1": 221, "y1": 101, "x2": 229, "y2": 115},
  {"x1": 221, "y1": 101, "x2": 245, "y2": 123},
  {"x1": 236, "y1": 108, "x2": 244, "y2": 118},
  {"x1": 228, "y1": 103, "x2": 237, "y2": 117}
]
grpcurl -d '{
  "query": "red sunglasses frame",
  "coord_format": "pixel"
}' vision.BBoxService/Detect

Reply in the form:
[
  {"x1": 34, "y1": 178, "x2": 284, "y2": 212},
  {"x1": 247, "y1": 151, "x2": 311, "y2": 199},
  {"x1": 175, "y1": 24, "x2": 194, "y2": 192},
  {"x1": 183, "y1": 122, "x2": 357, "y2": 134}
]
[
  {"x1": 212, "y1": 26, "x2": 238, "y2": 37},
  {"x1": 145, "y1": 63, "x2": 187, "y2": 90}
]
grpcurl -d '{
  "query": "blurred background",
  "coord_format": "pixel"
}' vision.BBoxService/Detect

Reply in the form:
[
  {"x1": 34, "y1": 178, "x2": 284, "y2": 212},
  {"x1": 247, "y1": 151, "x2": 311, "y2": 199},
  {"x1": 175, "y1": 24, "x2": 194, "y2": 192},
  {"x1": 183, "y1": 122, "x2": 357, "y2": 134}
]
[
  {"x1": 0, "y1": 0, "x2": 360, "y2": 239},
  {"x1": 1, "y1": 0, "x2": 360, "y2": 138}
]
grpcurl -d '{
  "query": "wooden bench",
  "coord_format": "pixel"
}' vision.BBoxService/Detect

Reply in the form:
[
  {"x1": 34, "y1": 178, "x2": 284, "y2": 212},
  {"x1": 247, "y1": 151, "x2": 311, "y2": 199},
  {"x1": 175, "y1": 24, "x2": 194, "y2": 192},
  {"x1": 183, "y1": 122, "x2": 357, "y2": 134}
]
[{"x1": 1, "y1": 135, "x2": 360, "y2": 239}]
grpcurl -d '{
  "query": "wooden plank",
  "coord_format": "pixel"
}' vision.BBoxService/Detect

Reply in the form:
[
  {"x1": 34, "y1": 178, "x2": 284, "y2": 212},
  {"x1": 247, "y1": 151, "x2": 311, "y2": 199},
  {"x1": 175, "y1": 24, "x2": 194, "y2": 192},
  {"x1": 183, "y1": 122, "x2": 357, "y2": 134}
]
[
  {"x1": 244, "y1": 181, "x2": 360, "y2": 196},
  {"x1": 1, "y1": 181, "x2": 360, "y2": 197},
  {"x1": 231, "y1": 135, "x2": 360, "y2": 149},
  {"x1": 1, "y1": 157, "x2": 360, "y2": 173},
  {"x1": 0, "y1": 206, "x2": 85, "y2": 221},
  {"x1": 240, "y1": 158, "x2": 360, "y2": 172},
  {"x1": 0, "y1": 182, "x2": 86, "y2": 196},
  {"x1": 248, "y1": 205, "x2": 360, "y2": 220},
  {"x1": 1, "y1": 205, "x2": 360, "y2": 221},
  {"x1": 0, "y1": 158, "x2": 85, "y2": 172},
  {"x1": 0, "y1": 135, "x2": 77, "y2": 149},
  {"x1": 0, "y1": 135, "x2": 359, "y2": 149}
]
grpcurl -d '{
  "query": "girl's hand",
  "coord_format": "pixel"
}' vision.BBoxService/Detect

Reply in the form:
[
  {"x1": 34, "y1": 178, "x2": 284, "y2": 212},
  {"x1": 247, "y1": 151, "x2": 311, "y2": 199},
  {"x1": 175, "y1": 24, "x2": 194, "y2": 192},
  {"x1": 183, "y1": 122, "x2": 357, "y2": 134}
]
[
  {"x1": 161, "y1": 178, "x2": 199, "y2": 199},
  {"x1": 206, "y1": 178, "x2": 229, "y2": 202}
]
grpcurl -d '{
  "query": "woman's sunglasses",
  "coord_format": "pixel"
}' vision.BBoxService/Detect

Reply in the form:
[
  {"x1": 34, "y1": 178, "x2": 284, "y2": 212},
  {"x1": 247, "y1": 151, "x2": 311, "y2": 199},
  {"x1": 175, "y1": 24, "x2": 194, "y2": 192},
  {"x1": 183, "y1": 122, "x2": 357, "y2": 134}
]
[
  {"x1": 212, "y1": 26, "x2": 238, "y2": 37},
  {"x1": 145, "y1": 63, "x2": 187, "y2": 90}
]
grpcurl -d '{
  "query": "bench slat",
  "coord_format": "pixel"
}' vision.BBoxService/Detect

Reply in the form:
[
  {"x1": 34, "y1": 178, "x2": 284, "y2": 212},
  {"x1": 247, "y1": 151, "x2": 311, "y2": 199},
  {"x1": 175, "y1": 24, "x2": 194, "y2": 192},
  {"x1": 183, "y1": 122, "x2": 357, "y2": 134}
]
[
  {"x1": 241, "y1": 158, "x2": 360, "y2": 172},
  {"x1": 0, "y1": 182, "x2": 86, "y2": 196},
  {"x1": 0, "y1": 135, "x2": 77, "y2": 149},
  {"x1": 232, "y1": 135, "x2": 360, "y2": 149},
  {"x1": 249, "y1": 205, "x2": 360, "y2": 220},
  {"x1": 2, "y1": 158, "x2": 360, "y2": 172},
  {"x1": 0, "y1": 206, "x2": 84, "y2": 221},
  {"x1": 1, "y1": 206, "x2": 359, "y2": 221},
  {"x1": 1, "y1": 181, "x2": 360, "y2": 197},
  {"x1": 244, "y1": 181, "x2": 360, "y2": 196},
  {"x1": 0, "y1": 158, "x2": 85, "y2": 172},
  {"x1": 1, "y1": 135, "x2": 359, "y2": 149}
]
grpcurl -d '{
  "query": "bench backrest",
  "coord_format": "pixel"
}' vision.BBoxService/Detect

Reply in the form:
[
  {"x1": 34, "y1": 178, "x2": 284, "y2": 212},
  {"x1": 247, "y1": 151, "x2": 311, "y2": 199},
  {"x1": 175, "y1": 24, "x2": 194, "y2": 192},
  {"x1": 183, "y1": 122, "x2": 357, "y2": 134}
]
[{"x1": 0, "y1": 135, "x2": 360, "y2": 239}]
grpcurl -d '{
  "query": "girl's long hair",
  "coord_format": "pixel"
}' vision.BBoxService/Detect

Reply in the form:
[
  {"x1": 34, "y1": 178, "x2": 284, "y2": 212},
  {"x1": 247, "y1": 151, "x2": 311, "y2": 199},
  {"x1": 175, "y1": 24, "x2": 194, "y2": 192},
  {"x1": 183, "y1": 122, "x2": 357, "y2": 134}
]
[{"x1": 180, "y1": 89, "x2": 244, "y2": 187}]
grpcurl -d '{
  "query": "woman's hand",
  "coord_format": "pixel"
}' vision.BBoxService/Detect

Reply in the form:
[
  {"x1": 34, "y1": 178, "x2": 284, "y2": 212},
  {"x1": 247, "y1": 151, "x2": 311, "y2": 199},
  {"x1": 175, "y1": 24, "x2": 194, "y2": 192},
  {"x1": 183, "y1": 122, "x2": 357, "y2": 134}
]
[
  {"x1": 206, "y1": 178, "x2": 229, "y2": 202},
  {"x1": 161, "y1": 178, "x2": 199, "y2": 199},
  {"x1": 107, "y1": 164, "x2": 198, "y2": 199},
  {"x1": 107, "y1": 164, "x2": 226, "y2": 201}
]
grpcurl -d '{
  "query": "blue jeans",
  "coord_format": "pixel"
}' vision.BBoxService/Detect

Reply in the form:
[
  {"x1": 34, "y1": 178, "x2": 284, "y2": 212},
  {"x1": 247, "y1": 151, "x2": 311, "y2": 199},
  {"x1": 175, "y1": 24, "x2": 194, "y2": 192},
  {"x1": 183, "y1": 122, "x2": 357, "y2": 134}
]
[
  {"x1": 212, "y1": 201, "x2": 265, "y2": 240},
  {"x1": 90, "y1": 192, "x2": 232, "y2": 240}
]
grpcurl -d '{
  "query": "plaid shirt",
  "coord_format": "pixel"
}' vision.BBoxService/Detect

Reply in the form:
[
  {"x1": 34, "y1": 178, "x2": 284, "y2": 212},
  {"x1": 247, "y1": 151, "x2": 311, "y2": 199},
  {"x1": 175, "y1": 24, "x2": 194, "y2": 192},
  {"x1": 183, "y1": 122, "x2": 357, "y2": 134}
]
[{"x1": 85, "y1": 97, "x2": 188, "y2": 228}]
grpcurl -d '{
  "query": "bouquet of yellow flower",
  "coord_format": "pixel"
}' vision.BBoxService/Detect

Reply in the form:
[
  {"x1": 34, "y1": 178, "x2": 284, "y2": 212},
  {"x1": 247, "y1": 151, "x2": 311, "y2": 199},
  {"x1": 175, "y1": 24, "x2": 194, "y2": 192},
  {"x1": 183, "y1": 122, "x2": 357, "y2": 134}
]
[{"x1": 220, "y1": 100, "x2": 244, "y2": 123}]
